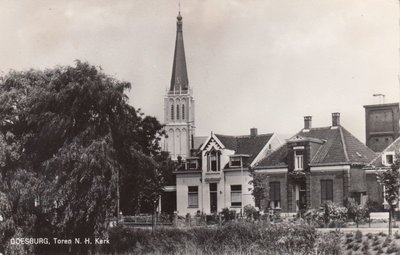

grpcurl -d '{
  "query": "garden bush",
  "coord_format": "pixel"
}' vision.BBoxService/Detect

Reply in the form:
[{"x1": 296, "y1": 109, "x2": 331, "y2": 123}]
[
  {"x1": 383, "y1": 237, "x2": 392, "y2": 248},
  {"x1": 104, "y1": 221, "x2": 317, "y2": 254},
  {"x1": 315, "y1": 231, "x2": 342, "y2": 255},
  {"x1": 243, "y1": 204, "x2": 260, "y2": 220},
  {"x1": 387, "y1": 243, "x2": 398, "y2": 253},
  {"x1": 304, "y1": 201, "x2": 347, "y2": 228},
  {"x1": 221, "y1": 207, "x2": 236, "y2": 222},
  {"x1": 355, "y1": 230, "x2": 362, "y2": 243}
]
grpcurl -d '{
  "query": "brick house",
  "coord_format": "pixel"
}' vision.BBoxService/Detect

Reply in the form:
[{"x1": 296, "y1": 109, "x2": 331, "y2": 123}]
[
  {"x1": 253, "y1": 113, "x2": 377, "y2": 213},
  {"x1": 173, "y1": 129, "x2": 282, "y2": 215}
]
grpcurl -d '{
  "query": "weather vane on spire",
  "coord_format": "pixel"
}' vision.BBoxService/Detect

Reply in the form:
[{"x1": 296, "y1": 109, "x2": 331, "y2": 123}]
[{"x1": 178, "y1": 0, "x2": 181, "y2": 13}]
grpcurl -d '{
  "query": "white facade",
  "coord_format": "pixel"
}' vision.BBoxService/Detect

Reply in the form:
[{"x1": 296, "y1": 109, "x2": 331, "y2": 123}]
[
  {"x1": 163, "y1": 90, "x2": 195, "y2": 160},
  {"x1": 175, "y1": 132, "x2": 282, "y2": 216}
]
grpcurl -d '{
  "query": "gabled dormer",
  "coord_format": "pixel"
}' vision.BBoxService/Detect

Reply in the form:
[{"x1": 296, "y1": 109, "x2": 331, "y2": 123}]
[
  {"x1": 200, "y1": 133, "x2": 227, "y2": 173},
  {"x1": 286, "y1": 117, "x2": 326, "y2": 172}
]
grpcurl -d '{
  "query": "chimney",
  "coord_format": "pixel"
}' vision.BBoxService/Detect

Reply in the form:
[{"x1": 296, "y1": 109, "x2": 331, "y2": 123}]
[
  {"x1": 250, "y1": 128, "x2": 258, "y2": 137},
  {"x1": 304, "y1": 116, "x2": 312, "y2": 129},
  {"x1": 332, "y1": 112, "x2": 340, "y2": 126}
]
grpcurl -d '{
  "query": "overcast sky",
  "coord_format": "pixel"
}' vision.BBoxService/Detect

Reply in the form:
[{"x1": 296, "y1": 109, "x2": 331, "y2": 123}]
[{"x1": 0, "y1": 0, "x2": 398, "y2": 142}]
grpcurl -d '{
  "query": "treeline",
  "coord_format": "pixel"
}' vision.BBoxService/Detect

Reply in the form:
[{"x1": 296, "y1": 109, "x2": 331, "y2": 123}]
[{"x1": 0, "y1": 61, "x2": 174, "y2": 254}]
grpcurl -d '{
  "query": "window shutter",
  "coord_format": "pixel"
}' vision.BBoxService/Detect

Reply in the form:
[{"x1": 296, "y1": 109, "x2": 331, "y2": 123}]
[
  {"x1": 327, "y1": 180, "x2": 333, "y2": 201},
  {"x1": 321, "y1": 180, "x2": 326, "y2": 201}
]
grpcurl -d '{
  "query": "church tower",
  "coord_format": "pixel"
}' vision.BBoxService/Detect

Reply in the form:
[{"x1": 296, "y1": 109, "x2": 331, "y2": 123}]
[{"x1": 164, "y1": 12, "x2": 195, "y2": 160}]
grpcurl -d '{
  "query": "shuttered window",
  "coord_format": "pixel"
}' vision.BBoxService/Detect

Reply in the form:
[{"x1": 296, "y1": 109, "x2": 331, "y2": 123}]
[{"x1": 321, "y1": 180, "x2": 333, "y2": 203}]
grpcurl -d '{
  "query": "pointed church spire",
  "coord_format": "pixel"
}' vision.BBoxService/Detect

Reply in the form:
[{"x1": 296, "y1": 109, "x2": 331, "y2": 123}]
[{"x1": 170, "y1": 12, "x2": 189, "y2": 92}]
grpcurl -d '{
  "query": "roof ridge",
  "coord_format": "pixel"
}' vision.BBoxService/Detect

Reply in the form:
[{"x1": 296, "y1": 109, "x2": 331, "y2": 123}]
[
  {"x1": 215, "y1": 133, "x2": 273, "y2": 138},
  {"x1": 305, "y1": 126, "x2": 332, "y2": 131},
  {"x1": 339, "y1": 126, "x2": 350, "y2": 162}
]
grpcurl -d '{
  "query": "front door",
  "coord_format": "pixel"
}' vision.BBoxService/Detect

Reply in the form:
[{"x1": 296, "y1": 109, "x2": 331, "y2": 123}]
[
  {"x1": 295, "y1": 182, "x2": 307, "y2": 211},
  {"x1": 210, "y1": 183, "x2": 218, "y2": 213}
]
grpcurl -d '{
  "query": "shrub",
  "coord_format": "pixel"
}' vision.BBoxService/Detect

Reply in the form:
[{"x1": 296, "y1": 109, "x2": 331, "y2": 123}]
[
  {"x1": 383, "y1": 237, "x2": 391, "y2": 248},
  {"x1": 243, "y1": 205, "x2": 260, "y2": 220},
  {"x1": 105, "y1": 221, "x2": 317, "y2": 254},
  {"x1": 387, "y1": 243, "x2": 398, "y2": 253},
  {"x1": 346, "y1": 198, "x2": 369, "y2": 227},
  {"x1": 378, "y1": 232, "x2": 387, "y2": 237},
  {"x1": 355, "y1": 230, "x2": 362, "y2": 242},
  {"x1": 377, "y1": 246, "x2": 384, "y2": 254},
  {"x1": 347, "y1": 243, "x2": 354, "y2": 250},
  {"x1": 372, "y1": 239, "x2": 381, "y2": 247},
  {"x1": 366, "y1": 233, "x2": 373, "y2": 239},
  {"x1": 315, "y1": 231, "x2": 342, "y2": 254},
  {"x1": 362, "y1": 240, "x2": 369, "y2": 252},
  {"x1": 366, "y1": 199, "x2": 384, "y2": 212},
  {"x1": 345, "y1": 238, "x2": 353, "y2": 244},
  {"x1": 352, "y1": 243, "x2": 360, "y2": 251},
  {"x1": 306, "y1": 201, "x2": 347, "y2": 228},
  {"x1": 221, "y1": 208, "x2": 236, "y2": 222}
]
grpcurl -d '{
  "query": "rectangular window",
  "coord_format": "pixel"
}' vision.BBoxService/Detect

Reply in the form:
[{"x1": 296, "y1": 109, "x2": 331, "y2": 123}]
[
  {"x1": 269, "y1": 182, "x2": 281, "y2": 208},
  {"x1": 231, "y1": 185, "x2": 242, "y2": 207},
  {"x1": 294, "y1": 150, "x2": 304, "y2": 170},
  {"x1": 210, "y1": 154, "x2": 217, "y2": 171},
  {"x1": 383, "y1": 152, "x2": 395, "y2": 166},
  {"x1": 321, "y1": 180, "x2": 333, "y2": 203},
  {"x1": 188, "y1": 186, "x2": 199, "y2": 208},
  {"x1": 187, "y1": 159, "x2": 198, "y2": 170},
  {"x1": 230, "y1": 157, "x2": 241, "y2": 167}
]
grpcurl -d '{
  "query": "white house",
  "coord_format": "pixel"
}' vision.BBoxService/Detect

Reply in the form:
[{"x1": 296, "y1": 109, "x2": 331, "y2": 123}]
[{"x1": 174, "y1": 130, "x2": 282, "y2": 215}]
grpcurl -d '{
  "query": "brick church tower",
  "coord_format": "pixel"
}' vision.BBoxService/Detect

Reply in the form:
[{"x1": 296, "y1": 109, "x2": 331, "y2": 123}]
[{"x1": 163, "y1": 12, "x2": 195, "y2": 160}]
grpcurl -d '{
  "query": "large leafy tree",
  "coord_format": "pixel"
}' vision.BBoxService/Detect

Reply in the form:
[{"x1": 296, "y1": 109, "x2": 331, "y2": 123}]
[
  {"x1": 378, "y1": 156, "x2": 400, "y2": 236},
  {"x1": 0, "y1": 61, "x2": 168, "y2": 251}
]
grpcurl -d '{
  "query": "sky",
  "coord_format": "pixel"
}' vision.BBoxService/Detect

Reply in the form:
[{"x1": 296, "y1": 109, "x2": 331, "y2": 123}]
[{"x1": 0, "y1": 0, "x2": 398, "y2": 142}]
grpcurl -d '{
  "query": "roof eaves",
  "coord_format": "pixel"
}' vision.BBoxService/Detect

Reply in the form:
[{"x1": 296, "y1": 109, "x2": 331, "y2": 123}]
[
  {"x1": 250, "y1": 133, "x2": 277, "y2": 167},
  {"x1": 253, "y1": 164, "x2": 288, "y2": 169}
]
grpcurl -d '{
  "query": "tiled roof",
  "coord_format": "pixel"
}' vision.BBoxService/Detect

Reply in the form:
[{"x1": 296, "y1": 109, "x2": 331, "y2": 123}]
[
  {"x1": 193, "y1": 136, "x2": 208, "y2": 150},
  {"x1": 368, "y1": 136, "x2": 400, "y2": 168},
  {"x1": 256, "y1": 144, "x2": 288, "y2": 167},
  {"x1": 256, "y1": 126, "x2": 376, "y2": 168},
  {"x1": 215, "y1": 133, "x2": 273, "y2": 163}
]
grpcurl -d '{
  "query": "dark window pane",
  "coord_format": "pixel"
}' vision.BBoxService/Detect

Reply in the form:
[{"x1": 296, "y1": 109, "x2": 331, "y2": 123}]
[
  {"x1": 231, "y1": 185, "x2": 242, "y2": 191},
  {"x1": 189, "y1": 186, "x2": 198, "y2": 192}
]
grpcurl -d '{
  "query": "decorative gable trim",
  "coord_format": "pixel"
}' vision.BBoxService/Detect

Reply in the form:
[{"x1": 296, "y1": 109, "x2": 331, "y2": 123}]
[{"x1": 200, "y1": 132, "x2": 225, "y2": 151}]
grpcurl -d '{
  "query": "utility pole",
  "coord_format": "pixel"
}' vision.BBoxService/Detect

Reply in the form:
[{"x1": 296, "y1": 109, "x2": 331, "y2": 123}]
[{"x1": 240, "y1": 156, "x2": 243, "y2": 217}]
